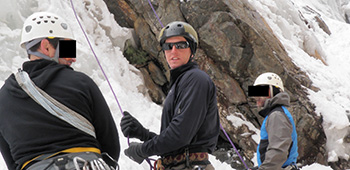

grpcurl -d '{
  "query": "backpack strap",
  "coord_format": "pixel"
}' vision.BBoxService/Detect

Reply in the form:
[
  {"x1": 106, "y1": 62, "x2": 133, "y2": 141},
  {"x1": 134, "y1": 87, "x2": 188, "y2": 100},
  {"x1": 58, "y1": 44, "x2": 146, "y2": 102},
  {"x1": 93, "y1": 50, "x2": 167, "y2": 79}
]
[{"x1": 15, "y1": 69, "x2": 96, "y2": 138}]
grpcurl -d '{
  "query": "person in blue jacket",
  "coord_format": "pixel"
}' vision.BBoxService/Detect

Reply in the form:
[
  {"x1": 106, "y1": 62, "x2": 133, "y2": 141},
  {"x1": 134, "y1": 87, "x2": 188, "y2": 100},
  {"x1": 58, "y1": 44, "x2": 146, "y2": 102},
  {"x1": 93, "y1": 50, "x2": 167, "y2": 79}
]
[
  {"x1": 248, "y1": 72, "x2": 298, "y2": 170},
  {"x1": 120, "y1": 21, "x2": 220, "y2": 170}
]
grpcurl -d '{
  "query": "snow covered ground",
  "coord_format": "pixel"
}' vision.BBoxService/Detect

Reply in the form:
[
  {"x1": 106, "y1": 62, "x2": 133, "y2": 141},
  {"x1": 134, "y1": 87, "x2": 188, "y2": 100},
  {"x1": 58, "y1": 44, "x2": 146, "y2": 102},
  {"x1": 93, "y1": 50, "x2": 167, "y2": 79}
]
[{"x1": 0, "y1": 0, "x2": 349, "y2": 169}]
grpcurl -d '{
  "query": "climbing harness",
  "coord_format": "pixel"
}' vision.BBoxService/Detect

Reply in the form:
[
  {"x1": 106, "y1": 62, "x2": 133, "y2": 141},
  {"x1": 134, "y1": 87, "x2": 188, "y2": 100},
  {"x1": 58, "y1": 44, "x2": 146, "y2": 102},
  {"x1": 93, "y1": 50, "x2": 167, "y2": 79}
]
[
  {"x1": 15, "y1": 69, "x2": 118, "y2": 170},
  {"x1": 22, "y1": 147, "x2": 100, "y2": 169},
  {"x1": 283, "y1": 163, "x2": 299, "y2": 170},
  {"x1": 25, "y1": 151, "x2": 118, "y2": 170},
  {"x1": 69, "y1": 0, "x2": 249, "y2": 169},
  {"x1": 147, "y1": 0, "x2": 249, "y2": 169},
  {"x1": 153, "y1": 151, "x2": 210, "y2": 170}
]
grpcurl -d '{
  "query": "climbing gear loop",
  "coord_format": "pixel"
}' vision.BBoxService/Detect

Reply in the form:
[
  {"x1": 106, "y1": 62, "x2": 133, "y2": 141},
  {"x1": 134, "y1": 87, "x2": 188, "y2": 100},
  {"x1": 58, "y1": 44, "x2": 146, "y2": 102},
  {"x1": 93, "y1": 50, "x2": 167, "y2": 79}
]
[{"x1": 26, "y1": 151, "x2": 116, "y2": 170}]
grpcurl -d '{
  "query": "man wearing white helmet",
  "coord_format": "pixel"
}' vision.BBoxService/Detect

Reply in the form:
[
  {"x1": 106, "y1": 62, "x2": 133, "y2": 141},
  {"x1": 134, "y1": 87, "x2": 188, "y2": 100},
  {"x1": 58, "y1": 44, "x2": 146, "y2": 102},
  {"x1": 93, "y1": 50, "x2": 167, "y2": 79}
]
[
  {"x1": 20, "y1": 11, "x2": 77, "y2": 65},
  {"x1": 248, "y1": 72, "x2": 298, "y2": 170},
  {"x1": 0, "y1": 12, "x2": 120, "y2": 170}
]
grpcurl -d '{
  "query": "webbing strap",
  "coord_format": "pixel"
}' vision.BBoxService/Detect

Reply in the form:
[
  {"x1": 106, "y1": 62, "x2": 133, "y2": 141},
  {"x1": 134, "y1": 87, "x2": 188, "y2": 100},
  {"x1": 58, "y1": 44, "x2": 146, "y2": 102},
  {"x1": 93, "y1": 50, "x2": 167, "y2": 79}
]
[
  {"x1": 21, "y1": 147, "x2": 101, "y2": 170},
  {"x1": 15, "y1": 70, "x2": 96, "y2": 138}
]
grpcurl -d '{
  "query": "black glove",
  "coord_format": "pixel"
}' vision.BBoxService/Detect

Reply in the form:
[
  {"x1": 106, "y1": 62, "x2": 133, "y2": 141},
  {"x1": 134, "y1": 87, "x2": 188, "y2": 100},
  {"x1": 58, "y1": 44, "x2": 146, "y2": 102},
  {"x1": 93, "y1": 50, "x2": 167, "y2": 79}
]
[
  {"x1": 120, "y1": 111, "x2": 155, "y2": 141},
  {"x1": 249, "y1": 167, "x2": 259, "y2": 170},
  {"x1": 124, "y1": 142, "x2": 148, "y2": 164}
]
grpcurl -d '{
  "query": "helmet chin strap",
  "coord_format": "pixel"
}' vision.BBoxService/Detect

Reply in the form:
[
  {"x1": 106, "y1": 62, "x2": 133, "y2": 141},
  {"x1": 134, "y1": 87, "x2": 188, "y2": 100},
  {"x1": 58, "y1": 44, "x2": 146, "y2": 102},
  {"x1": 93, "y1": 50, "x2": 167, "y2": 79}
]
[
  {"x1": 187, "y1": 55, "x2": 193, "y2": 63},
  {"x1": 187, "y1": 51, "x2": 195, "y2": 63},
  {"x1": 269, "y1": 85, "x2": 274, "y2": 98},
  {"x1": 26, "y1": 38, "x2": 59, "y2": 63}
]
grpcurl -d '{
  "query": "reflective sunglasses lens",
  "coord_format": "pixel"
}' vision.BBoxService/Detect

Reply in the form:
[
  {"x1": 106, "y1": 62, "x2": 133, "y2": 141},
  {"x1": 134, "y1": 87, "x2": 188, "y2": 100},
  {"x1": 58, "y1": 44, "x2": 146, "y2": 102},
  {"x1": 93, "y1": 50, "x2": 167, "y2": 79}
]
[
  {"x1": 175, "y1": 42, "x2": 189, "y2": 49},
  {"x1": 162, "y1": 43, "x2": 172, "y2": 50},
  {"x1": 162, "y1": 41, "x2": 189, "y2": 50}
]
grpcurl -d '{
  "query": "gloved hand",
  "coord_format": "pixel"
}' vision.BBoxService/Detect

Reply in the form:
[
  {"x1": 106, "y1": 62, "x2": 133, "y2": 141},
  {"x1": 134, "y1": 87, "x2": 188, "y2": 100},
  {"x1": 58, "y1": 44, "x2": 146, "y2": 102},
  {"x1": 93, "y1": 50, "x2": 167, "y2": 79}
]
[
  {"x1": 124, "y1": 142, "x2": 148, "y2": 164},
  {"x1": 120, "y1": 111, "x2": 155, "y2": 141}
]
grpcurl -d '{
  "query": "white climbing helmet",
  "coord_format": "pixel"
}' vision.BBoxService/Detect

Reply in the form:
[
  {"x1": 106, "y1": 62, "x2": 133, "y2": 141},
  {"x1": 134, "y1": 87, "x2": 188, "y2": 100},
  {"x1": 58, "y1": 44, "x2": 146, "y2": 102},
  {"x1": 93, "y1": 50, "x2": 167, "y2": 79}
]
[
  {"x1": 20, "y1": 12, "x2": 74, "y2": 48},
  {"x1": 254, "y1": 72, "x2": 284, "y2": 92}
]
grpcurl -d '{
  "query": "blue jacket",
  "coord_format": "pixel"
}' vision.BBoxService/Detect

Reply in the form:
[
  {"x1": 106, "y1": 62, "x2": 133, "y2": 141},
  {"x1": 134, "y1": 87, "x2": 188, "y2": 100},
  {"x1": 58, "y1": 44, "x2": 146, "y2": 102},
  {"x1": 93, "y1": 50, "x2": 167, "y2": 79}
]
[{"x1": 257, "y1": 92, "x2": 298, "y2": 169}]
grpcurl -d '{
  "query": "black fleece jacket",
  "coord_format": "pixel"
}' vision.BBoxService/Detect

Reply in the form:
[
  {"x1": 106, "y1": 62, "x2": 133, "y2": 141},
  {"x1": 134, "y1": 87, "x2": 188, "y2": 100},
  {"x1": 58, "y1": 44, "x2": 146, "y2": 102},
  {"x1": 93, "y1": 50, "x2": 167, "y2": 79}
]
[
  {"x1": 142, "y1": 62, "x2": 220, "y2": 157},
  {"x1": 0, "y1": 59, "x2": 120, "y2": 170}
]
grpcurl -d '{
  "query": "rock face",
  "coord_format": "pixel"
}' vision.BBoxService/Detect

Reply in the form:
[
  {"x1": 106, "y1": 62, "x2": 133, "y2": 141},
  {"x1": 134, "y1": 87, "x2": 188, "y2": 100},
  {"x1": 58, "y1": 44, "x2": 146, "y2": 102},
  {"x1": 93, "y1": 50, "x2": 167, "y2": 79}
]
[{"x1": 104, "y1": 0, "x2": 348, "y2": 169}]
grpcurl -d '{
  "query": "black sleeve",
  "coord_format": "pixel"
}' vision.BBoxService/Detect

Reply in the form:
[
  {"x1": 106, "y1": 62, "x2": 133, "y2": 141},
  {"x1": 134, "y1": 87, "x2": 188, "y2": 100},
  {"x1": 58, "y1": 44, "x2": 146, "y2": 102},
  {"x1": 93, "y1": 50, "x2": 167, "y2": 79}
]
[
  {"x1": 88, "y1": 78, "x2": 121, "y2": 163},
  {"x1": 0, "y1": 133, "x2": 16, "y2": 170},
  {"x1": 142, "y1": 71, "x2": 212, "y2": 156}
]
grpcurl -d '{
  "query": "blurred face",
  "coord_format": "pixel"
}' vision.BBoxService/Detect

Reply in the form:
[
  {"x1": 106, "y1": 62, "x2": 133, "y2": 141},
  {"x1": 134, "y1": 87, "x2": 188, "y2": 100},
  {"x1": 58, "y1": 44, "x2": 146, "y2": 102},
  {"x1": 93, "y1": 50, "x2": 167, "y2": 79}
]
[
  {"x1": 58, "y1": 58, "x2": 76, "y2": 66},
  {"x1": 253, "y1": 88, "x2": 271, "y2": 107},
  {"x1": 38, "y1": 39, "x2": 76, "y2": 66},
  {"x1": 163, "y1": 36, "x2": 192, "y2": 69},
  {"x1": 254, "y1": 97, "x2": 268, "y2": 107}
]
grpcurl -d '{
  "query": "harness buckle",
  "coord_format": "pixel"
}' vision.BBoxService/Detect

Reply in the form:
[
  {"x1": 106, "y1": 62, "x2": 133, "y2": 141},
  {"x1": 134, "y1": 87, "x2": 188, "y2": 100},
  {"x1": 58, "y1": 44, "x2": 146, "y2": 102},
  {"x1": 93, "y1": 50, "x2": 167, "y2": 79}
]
[{"x1": 185, "y1": 148, "x2": 190, "y2": 168}]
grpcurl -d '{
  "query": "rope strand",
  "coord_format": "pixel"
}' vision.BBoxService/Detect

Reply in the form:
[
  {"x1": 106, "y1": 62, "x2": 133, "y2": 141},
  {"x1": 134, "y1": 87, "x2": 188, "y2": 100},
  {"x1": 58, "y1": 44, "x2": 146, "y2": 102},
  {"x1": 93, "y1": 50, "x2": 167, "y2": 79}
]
[
  {"x1": 69, "y1": 0, "x2": 124, "y2": 116},
  {"x1": 69, "y1": 0, "x2": 153, "y2": 169},
  {"x1": 70, "y1": 0, "x2": 249, "y2": 169}
]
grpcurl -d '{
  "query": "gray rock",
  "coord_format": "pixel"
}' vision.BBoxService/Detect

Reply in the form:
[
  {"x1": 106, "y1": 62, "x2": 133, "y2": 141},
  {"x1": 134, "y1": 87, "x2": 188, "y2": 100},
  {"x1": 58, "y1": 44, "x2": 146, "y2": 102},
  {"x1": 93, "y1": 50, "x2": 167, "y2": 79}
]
[{"x1": 104, "y1": 0, "x2": 348, "y2": 169}]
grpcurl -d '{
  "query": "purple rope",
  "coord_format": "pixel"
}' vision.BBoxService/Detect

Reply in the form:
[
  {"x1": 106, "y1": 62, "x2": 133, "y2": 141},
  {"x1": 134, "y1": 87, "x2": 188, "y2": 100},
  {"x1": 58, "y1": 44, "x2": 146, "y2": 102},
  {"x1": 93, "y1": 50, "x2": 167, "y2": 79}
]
[
  {"x1": 69, "y1": 0, "x2": 124, "y2": 117},
  {"x1": 70, "y1": 0, "x2": 155, "y2": 169},
  {"x1": 71, "y1": 0, "x2": 249, "y2": 169},
  {"x1": 220, "y1": 124, "x2": 249, "y2": 169},
  {"x1": 147, "y1": 0, "x2": 164, "y2": 27},
  {"x1": 147, "y1": 1, "x2": 250, "y2": 169}
]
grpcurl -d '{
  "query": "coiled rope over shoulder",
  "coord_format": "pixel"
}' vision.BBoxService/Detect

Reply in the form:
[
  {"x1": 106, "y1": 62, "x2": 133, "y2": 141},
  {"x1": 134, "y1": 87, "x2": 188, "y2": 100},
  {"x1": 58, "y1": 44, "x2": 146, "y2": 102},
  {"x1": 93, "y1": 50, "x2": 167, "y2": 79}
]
[{"x1": 15, "y1": 69, "x2": 96, "y2": 138}]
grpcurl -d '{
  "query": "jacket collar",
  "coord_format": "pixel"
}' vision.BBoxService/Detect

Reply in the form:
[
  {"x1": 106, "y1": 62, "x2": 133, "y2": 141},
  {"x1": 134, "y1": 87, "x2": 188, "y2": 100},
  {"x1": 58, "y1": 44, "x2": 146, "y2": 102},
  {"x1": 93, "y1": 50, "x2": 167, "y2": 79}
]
[
  {"x1": 258, "y1": 92, "x2": 290, "y2": 117},
  {"x1": 5, "y1": 59, "x2": 71, "y2": 98},
  {"x1": 169, "y1": 61, "x2": 198, "y2": 87}
]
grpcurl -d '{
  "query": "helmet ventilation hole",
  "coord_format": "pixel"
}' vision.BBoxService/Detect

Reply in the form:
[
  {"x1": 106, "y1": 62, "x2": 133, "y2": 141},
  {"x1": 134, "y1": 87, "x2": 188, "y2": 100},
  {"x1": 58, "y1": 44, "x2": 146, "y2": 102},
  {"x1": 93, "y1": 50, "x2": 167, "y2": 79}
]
[
  {"x1": 25, "y1": 26, "x2": 32, "y2": 33},
  {"x1": 20, "y1": 12, "x2": 74, "y2": 48},
  {"x1": 61, "y1": 23, "x2": 68, "y2": 30}
]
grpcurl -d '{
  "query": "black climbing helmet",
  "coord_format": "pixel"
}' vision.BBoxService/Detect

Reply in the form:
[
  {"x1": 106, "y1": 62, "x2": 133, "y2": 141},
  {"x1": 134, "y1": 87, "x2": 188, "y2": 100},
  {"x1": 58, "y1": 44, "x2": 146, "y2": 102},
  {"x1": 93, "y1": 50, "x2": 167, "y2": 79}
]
[{"x1": 158, "y1": 21, "x2": 198, "y2": 55}]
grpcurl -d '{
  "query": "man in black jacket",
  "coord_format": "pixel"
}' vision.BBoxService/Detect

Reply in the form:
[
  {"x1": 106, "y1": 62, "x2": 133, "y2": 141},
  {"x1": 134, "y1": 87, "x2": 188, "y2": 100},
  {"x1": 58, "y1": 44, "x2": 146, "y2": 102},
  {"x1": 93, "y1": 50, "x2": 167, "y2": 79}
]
[
  {"x1": 0, "y1": 12, "x2": 120, "y2": 170},
  {"x1": 121, "y1": 21, "x2": 220, "y2": 170}
]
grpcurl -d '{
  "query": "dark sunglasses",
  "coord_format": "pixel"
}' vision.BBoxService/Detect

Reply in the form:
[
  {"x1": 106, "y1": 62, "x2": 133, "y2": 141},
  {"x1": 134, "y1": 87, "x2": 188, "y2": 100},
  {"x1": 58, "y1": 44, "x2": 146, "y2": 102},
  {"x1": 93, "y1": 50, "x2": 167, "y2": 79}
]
[{"x1": 162, "y1": 41, "x2": 190, "y2": 50}]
